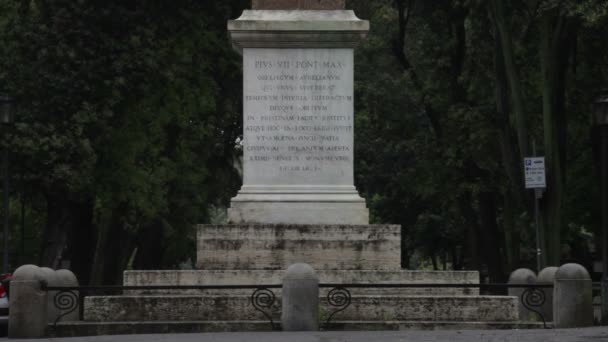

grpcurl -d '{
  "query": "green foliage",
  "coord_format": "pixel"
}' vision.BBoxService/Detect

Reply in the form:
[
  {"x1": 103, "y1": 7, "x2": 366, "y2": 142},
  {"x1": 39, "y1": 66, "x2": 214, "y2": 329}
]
[
  {"x1": 350, "y1": 0, "x2": 608, "y2": 275},
  {"x1": 0, "y1": 0, "x2": 246, "y2": 283},
  {"x1": 0, "y1": 0, "x2": 606, "y2": 282}
]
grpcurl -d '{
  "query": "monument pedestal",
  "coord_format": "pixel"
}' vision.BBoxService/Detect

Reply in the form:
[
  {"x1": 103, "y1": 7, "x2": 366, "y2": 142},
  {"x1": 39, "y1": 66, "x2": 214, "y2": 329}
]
[
  {"x1": 196, "y1": 224, "x2": 400, "y2": 270},
  {"x1": 59, "y1": 3, "x2": 524, "y2": 336},
  {"x1": 226, "y1": 10, "x2": 370, "y2": 224},
  {"x1": 74, "y1": 224, "x2": 520, "y2": 332},
  {"x1": 227, "y1": 186, "x2": 368, "y2": 224},
  {"x1": 76, "y1": 224, "x2": 520, "y2": 332}
]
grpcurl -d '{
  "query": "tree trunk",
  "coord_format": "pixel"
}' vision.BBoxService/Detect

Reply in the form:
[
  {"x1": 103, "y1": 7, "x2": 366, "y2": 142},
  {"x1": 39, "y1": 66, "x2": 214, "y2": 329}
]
[
  {"x1": 478, "y1": 191, "x2": 506, "y2": 282},
  {"x1": 539, "y1": 13, "x2": 576, "y2": 266},
  {"x1": 89, "y1": 204, "x2": 137, "y2": 285},
  {"x1": 132, "y1": 220, "x2": 164, "y2": 270},
  {"x1": 65, "y1": 199, "x2": 95, "y2": 285},
  {"x1": 489, "y1": 0, "x2": 530, "y2": 160},
  {"x1": 493, "y1": 27, "x2": 525, "y2": 270},
  {"x1": 458, "y1": 192, "x2": 481, "y2": 271},
  {"x1": 39, "y1": 193, "x2": 69, "y2": 269}
]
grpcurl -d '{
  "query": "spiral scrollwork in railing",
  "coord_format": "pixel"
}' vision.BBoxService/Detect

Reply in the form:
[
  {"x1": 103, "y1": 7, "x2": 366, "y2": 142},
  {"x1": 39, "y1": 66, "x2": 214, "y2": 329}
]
[
  {"x1": 251, "y1": 288, "x2": 277, "y2": 330},
  {"x1": 521, "y1": 286, "x2": 547, "y2": 328},
  {"x1": 325, "y1": 286, "x2": 352, "y2": 328},
  {"x1": 53, "y1": 290, "x2": 79, "y2": 326}
]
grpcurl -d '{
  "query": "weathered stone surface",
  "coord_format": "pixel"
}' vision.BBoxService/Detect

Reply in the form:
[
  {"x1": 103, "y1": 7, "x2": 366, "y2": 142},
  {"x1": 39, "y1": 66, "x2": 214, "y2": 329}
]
[
  {"x1": 227, "y1": 9, "x2": 369, "y2": 224},
  {"x1": 51, "y1": 321, "x2": 276, "y2": 337},
  {"x1": 326, "y1": 296, "x2": 518, "y2": 322},
  {"x1": 228, "y1": 197, "x2": 369, "y2": 225},
  {"x1": 252, "y1": 0, "x2": 345, "y2": 10},
  {"x1": 55, "y1": 269, "x2": 80, "y2": 322},
  {"x1": 84, "y1": 295, "x2": 281, "y2": 322},
  {"x1": 537, "y1": 266, "x2": 558, "y2": 322},
  {"x1": 11, "y1": 264, "x2": 77, "y2": 324},
  {"x1": 8, "y1": 280, "x2": 48, "y2": 338},
  {"x1": 228, "y1": 42, "x2": 368, "y2": 223},
  {"x1": 196, "y1": 224, "x2": 401, "y2": 270},
  {"x1": 83, "y1": 294, "x2": 518, "y2": 323},
  {"x1": 41, "y1": 267, "x2": 61, "y2": 323},
  {"x1": 12, "y1": 264, "x2": 43, "y2": 281},
  {"x1": 123, "y1": 269, "x2": 480, "y2": 296},
  {"x1": 228, "y1": 10, "x2": 369, "y2": 42},
  {"x1": 553, "y1": 263, "x2": 593, "y2": 328},
  {"x1": 239, "y1": 48, "x2": 356, "y2": 192},
  {"x1": 282, "y1": 263, "x2": 319, "y2": 331},
  {"x1": 50, "y1": 320, "x2": 547, "y2": 337},
  {"x1": 508, "y1": 268, "x2": 536, "y2": 321}
]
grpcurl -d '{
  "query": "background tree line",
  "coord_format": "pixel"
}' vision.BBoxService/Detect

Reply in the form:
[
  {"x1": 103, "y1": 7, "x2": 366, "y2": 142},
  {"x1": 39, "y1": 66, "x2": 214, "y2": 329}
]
[{"x1": 0, "y1": 0, "x2": 607, "y2": 284}]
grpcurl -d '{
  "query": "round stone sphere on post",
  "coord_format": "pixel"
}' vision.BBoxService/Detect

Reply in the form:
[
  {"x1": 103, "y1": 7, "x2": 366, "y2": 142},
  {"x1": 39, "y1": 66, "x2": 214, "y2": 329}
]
[
  {"x1": 508, "y1": 268, "x2": 537, "y2": 321},
  {"x1": 12, "y1": 264, "x2": 43, "y2": 281},
  {"x1": 553, "y1": 263, "x2": 593, "y2": 328},
  {"x1": 281, "y1": 263, "x2": 319, "y2": 331},
  {"x1": 537, "y1": 266, "x2": 558, "y2": 322}
]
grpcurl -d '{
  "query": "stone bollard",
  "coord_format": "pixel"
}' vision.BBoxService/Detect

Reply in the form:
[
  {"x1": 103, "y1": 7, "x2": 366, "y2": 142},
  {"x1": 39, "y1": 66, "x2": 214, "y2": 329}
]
[
  {"x1": 55, "y1": 269, "x2": 80, "y2": 322},
  {"x1": 553, "y1": 263, "x2": 593, "y2": 328},
  {"x1": 537, "y1": 266, "x2": 558, "y2": 322},
  {"x1": 40, "y1": 267, "x2": 59, "y2": 323},
  {"x1": 281, "y1": 263, "x2": 319, "y2": 331},
  {"x1": 8, "y1": 280, "x2": 48, "y2": 338},
  {"x1": 508, "y1": 268, "x2": 537, "y2": 321}
]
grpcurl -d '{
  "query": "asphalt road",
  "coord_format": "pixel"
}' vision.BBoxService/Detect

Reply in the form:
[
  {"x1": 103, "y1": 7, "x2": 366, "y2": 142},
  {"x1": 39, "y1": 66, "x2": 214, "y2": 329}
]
[{"x1": 4, "y1": 328, "x2": 608, "y2": 342}]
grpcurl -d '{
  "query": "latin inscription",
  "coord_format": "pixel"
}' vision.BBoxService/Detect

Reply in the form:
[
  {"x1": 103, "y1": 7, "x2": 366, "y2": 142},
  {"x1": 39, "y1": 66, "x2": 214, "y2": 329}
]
[{"x1": 243, "y1": 49, "x2": 354, "y2": 185}]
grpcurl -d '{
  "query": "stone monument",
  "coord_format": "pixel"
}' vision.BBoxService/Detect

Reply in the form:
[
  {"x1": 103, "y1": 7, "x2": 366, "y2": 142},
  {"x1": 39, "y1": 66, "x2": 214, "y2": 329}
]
[
  {"x1": 227, "y1": 0, "x2": 369, "y2": 224},
  {"x1": 75, "y1": 2, "x2": 521, "y2": 333}
]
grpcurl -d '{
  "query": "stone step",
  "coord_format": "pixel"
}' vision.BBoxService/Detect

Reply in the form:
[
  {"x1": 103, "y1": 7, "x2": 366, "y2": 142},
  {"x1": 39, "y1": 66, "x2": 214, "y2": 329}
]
[
  {"x1": 197, "y1": 224, "x2": 401, "y2": 270},
  {"x1": 83, "y1": 295, "x2": 517, "y2": 322},
  {"x1": 51, "y1": 320, "x2": 547, "y2": 338},
  {"x1": 123, "y1": 270, "x2": 480, "y2": 296}
]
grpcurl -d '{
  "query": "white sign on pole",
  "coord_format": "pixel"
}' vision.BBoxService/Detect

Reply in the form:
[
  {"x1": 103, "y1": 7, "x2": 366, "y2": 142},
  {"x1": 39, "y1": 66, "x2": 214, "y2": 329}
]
[{"x1": 524, "y1": 157, "x2": 546, "y2": 189}]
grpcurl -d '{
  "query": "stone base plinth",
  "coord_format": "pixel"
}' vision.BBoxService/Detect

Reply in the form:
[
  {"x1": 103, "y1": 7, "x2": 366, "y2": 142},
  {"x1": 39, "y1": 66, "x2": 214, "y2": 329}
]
[
  {"x1": 83, "y1": 295, "x2": 517, "y2": 322},
  {"x1": 227, "y1": 186, "x2": 369, "y2": 224},
  {"x1": 227, "y1": 201, "x2": 369, "y2": 225},
  {"x1": 123, "y1": 270, "x2": 481, "y2": 296},
  {"x1": 50, "y1": 320, "x2": 548, "y2": 337},
  {"x1": 196, "y1": 224, "x2": 399, "y2": 270}
]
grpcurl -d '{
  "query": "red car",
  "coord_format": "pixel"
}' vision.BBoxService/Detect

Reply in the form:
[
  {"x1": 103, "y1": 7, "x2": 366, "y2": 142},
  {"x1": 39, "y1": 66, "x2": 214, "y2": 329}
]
[{"x1": 0, "y1": 274, "x2": 11, "y2": 315}]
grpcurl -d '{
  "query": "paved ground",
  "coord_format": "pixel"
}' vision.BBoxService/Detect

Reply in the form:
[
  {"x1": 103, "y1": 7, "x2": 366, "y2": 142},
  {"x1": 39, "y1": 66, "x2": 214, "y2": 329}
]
[{"x1": 5, "y1": 328, "x2": 608, "y2": 342}]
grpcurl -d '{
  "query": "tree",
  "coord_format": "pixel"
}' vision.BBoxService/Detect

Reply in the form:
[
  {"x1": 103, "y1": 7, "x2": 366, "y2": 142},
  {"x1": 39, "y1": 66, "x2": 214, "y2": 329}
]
[{"x1": 0, "y1": 0, "x2": 247, "y2": 284}]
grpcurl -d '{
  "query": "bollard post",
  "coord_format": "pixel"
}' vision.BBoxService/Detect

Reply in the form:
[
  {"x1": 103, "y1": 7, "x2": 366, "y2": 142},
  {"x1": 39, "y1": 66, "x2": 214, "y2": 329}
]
[
  {"x1": 40, "y1": 267, "x2": 59, "y2": 323},
  {"x1": 55, "y1": 269, "x2": 80, "y2": 322},
  {"x1": 537, "y1": 266, "x2": 558, "y2": 322},
  {"x1": 508, "y1": 268, "x2": 537, "y2": 321},
  {"x1": 8, "y1": 280, "x2": 48, "y2": 338},
  {"x1": 281, "y1": 263, "x2": 319, "y2": 331},
  {"x1": 553, "y1": 263, "x2": 593, "y2": 328}
]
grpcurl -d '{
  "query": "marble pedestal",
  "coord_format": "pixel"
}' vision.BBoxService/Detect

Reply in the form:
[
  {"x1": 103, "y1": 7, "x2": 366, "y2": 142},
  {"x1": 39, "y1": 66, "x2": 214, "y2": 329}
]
[
  {"x1": 227, "y1": 10, "x2": 370, "y2": 224},
  {"x1": 227, "y1": 189, "x2": 368, "y2": 224}
]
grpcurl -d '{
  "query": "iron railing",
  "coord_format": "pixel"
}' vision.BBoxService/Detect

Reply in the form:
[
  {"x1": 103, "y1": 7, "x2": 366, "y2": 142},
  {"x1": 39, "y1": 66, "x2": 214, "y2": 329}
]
[
  {"x1": 318, "y1": 283, "x2": 553, "y2": 329},
  {"x1": 42, "y1": 282, "x2": 553, "y2": 330},
  {"x1": 41, "y1": 284, "x2": 282, "y2": 330}
]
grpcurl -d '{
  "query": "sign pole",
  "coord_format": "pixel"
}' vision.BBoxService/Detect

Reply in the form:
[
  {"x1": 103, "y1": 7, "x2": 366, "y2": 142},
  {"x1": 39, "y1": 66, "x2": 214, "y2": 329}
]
[
  {"x1": 525, "y1": 140, "x2": 545, "y2": 272},
  {"x1": 534, "y1": 188, "x2": 542, "y2": 272}
]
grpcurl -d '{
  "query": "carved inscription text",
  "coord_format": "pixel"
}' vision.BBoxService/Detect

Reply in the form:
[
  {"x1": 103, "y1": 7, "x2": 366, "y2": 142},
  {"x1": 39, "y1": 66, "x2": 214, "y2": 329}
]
[{"x1": 243, "y1": 48, "x2": 355, "y2": 186}]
